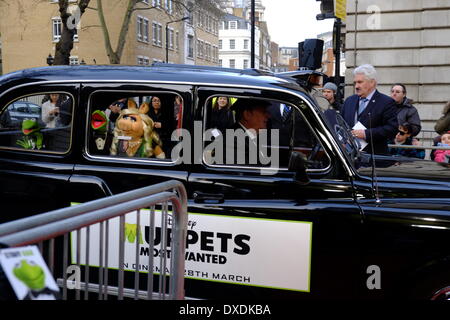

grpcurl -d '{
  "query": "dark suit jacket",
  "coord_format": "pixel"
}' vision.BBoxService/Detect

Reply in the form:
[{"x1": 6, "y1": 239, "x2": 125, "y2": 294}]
[
  {"x1": 267, "y1": 103, "x2": 315, "y2": 148},
  {"x1": 267, "y1": 103, "x2": 292, "y2": 146},
  {"x1": 341, "y1": 90, "x2": 397, "y2": 154}
]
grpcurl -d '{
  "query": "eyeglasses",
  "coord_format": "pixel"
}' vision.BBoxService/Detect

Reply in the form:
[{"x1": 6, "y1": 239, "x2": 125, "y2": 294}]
[{"x1": 398, "y1": 131, "x2": 408, "y2": 136}]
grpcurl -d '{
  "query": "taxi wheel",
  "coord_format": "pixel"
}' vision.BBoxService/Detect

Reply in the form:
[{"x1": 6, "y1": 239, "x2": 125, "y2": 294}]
[
  {"x1": 407, "y1": 264, "x2": 450, "y2": 300},
  {"x1": 430, "y1": 286, "x2": 450, "y2": 301}
]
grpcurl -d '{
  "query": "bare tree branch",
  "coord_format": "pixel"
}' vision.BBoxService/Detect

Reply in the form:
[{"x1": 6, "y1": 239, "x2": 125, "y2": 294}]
[
  {"x1": 51, "y1": 0, "x2": 224, "y2": 65},
  {"x1": 54, "y1": 0, "x2": 91, "y2": 65}
]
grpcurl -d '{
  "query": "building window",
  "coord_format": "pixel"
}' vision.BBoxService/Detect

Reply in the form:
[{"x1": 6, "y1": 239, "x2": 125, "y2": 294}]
[
  {"x1": 152, "y1": 0, "x2": 161, "y2": 8},
  {"x1": 197, "y1": 40, "x2": 204, "y2": 58},
  {"x1": 137, "y1": 17, "x2": 142, "y2": 41},
  {"x1": 69, "y1": 56, "x2": 79, "y2": 65},
  {"x1": 219, "y1": 59, "x2": 222, "y2": 67},
  {"x1": 229, "y1": 39, "x2": 235, "y2": 50},
  {"x1": 152, "y1": 22, "x2": 162, "y2": 46},
  {"x1": 137, "y1": 16, "x2": 150, "y2": 42},
  {"x1": 52, "y1": 18, "x2": 62, "y2": 42},
  {"x1": 168, "y1": 28, "x2": 174, "y2": 49},
  {"x1": 52, "y1": 17, "x2": 77, "y2": 42},
  {"x1": 212, "y1": 46, "x2": 218, "y2": 63},
  {"x1": 143, "y1": 18, "x2": 149, "y2": 42},
  {"x1": 187, "y1": 35, "x2": 194, "y2": 58},
  {"x1": 137, "y1": 56, "x2": 150, "y2": 65},
  {"x1": 229, "y1": 59, "x2": 235, "y2": 69},
  {"x1": 244, "y1": 39, "x2": 249, "y2": 50},
  {"x1": 219, "y1": 40, "x2": 222, "y2": 50},
  {"x1": 229, "y1": 21, "x2": 237, "y2": 29},
  {"x1": 207, "y1": 15, "x2": 211, "y2": 32},
  {"x1": 243, "y1": 59, "x2": 248, "y2": 69},
  {"x1": 165, "y1": 0, "x2": 173, "y2": 13},
  {"x1": 205, "y1": 43, "x2": 210, "y2": 61}
]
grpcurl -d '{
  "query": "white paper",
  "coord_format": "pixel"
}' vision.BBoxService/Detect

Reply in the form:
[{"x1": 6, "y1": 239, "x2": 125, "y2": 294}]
[
  {"x1": 211, "y1": 128, "x2": 221, "y2": 138},
  {"x1": 352, "y1": 121, "x2": 368, "y2": 151}
]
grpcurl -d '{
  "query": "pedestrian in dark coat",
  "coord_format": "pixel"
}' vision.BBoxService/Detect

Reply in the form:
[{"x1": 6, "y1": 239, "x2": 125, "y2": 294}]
[
  {"x1": 390, "y1": 83, "x2": 421, "y2": 137},
  {"x1": 341, "y1": 64, "x2": 397, "y2": 155},
  {"x1": 435, "y1": 101, "x2": 450, "y2": 135}
]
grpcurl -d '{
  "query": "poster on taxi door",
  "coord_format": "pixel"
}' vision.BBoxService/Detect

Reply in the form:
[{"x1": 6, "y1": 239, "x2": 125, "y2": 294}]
[{"x1": 71, "y1": 210, "x2": 312, "y2": 292}]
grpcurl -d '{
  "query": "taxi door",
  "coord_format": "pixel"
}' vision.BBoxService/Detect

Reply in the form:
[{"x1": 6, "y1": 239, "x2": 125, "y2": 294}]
[
  {"x1": 183, "y1": 86, "x2": 366, "y2": 299},
  {"x1": 71, "y1": 82, "x2": 192, "y2": 203},
  {"x1": 0, "y1": 83, "x2": 80, "y2": 220}
]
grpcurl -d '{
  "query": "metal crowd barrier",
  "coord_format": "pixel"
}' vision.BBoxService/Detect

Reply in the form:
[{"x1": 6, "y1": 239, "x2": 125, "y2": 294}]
[{"x1": 0, "y1": 180, "x2": 188, "y2": 300}]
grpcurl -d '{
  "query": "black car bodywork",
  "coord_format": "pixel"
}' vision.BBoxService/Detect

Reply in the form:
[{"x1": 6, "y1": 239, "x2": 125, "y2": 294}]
[{"x1": 0, "y1": 65, "x2": 450, "y2": 300}]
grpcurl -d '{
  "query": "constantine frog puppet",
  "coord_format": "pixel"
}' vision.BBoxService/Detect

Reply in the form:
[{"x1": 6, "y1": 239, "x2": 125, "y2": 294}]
[{"x1": 110, "y1": 104, "x2": 165, "y2": 159}]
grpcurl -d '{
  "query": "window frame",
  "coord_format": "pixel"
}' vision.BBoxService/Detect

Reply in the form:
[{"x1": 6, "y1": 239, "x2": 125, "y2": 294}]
[
  {"x1": 0, "y1": 91, "x2": 75, "y2": 155},
  {"x1": 229, "y1": 39, "x2": 235, "y2": 50},
  {"x1": 200, "y1": 92, "x2": 332, "y2": 174},
  {"x1": 85, "y1": 89, "x2": 186, "y2": 166}
]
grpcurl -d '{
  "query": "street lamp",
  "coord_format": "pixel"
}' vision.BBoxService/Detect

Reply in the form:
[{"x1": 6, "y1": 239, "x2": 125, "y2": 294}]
[
  {"x1": 166, "y1": 16, "x2": 189, "y2": 63},
  {"x1": 46, "y1": 54, "x2": 54, "y2": 66}
]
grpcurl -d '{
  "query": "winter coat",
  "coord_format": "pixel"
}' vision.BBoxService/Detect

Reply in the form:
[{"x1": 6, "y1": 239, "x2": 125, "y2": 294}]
[
  {"x1": 435, "y1": 112, "x2": 450, "y2": 135},
  {"x1": 434, "y1": 147, "x2": 450, "y2": 163},
  {"x1": 395, "y1": 98, "x2": 421, "y2": 136}
]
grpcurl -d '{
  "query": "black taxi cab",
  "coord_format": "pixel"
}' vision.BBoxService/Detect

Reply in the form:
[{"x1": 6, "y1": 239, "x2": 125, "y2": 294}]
[{"x1": 0, "y1": 64, "x2": 450, "y2": 300}]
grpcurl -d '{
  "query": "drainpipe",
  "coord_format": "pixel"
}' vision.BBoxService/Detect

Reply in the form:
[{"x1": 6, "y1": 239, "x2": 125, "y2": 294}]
[{"x1": 353, "y1": 0, "x2": 359, "y2": 70}]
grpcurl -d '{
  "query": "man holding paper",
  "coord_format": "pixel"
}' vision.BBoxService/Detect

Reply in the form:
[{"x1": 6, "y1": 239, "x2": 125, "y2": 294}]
[{"x1": 341, "y1": 64, "x2": 397, "y2": 155}]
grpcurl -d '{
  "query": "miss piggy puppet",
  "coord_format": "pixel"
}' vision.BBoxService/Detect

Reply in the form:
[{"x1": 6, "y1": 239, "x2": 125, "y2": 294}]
[{"x1": 110, "y1": 106, "x2": 165, "y2": 159}]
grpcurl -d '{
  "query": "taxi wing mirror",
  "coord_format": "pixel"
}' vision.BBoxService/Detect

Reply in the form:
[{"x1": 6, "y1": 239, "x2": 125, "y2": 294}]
[{"x1": 288, "y1": 151, "x2": 310, "y2": 185}]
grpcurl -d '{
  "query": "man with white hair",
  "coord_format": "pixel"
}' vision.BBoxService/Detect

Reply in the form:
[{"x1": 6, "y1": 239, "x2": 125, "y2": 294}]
[{"x1": 341, "y1": 64, "x2": 397, "y2": 154}]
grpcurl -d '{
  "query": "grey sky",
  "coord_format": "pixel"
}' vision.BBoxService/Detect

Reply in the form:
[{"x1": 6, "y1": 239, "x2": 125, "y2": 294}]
[{"x1": 262, "y1": 0, "x2": 335, "y2": 47}]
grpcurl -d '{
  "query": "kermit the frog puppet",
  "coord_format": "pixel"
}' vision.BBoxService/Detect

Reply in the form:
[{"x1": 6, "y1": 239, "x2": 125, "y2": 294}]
[
  {"x1": 16, "y1": 119, "x2": 44, "y2": 150},
  {"x1": 90, "y1": 110, "x2": 111, "y2": 153}
]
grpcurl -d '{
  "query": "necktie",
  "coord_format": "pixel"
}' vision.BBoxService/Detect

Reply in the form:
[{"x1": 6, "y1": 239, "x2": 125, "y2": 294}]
[
  {"x1": 358, "y1": 98, "x2": 368, "y2": 116},
  {"x1": 281, "y1": 104, "x2": 291, "y2": 122}
]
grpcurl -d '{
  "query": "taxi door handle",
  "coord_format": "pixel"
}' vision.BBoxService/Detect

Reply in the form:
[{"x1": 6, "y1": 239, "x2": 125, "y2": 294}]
[{"x1": 193, "y1": 191, "x2": 225, "y2": 204}]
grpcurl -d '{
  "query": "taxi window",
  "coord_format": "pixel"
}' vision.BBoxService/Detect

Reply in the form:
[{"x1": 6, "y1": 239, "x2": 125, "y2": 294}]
[
  {"x1": 202, "y1": 95, "x2": 330, "y2": 171},
  {"x1": 0, "y1": 93, "x2": 73, "y2": 153},
  {"x1": 87, "y1": 91, "x2": 183, "y2": 162}
]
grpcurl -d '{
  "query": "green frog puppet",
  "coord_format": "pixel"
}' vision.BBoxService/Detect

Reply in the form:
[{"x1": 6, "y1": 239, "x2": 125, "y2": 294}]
[{"x1": 16, "y1": 119, "x2": 44, "y2": 150}]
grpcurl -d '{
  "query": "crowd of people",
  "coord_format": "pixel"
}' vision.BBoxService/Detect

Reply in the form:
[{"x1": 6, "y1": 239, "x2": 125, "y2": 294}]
[{"x1": 319, "y1": 64, "x2": 450, "y2": 163}]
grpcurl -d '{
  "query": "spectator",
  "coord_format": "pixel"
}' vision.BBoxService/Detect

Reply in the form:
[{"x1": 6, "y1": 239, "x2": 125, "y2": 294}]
[
  {"x1": 105, "y1": 98, "x2": 126, "y2": 133},
  {"x1": 388, "y1": 122, "x2": 425, "y2": 159},
  {"x1": 147, "y1": 96, "x2": 171, "y2": 153},
  {"x1": 340, "y1": 64, "x2": 397, "y2": 154},
  {"x1": 210, "y1": 96, "x2": 235, "y2": 133},
  {"x1": 173, "y1": 95, "x2": 183, "y2": 130},
  {"x1": 434, "y1": 131, "x2": 450, "y2": 163},
  {"x1": 390, "y1": 83, "x2": 421, "y2": 136},
  {"x1": 434, "y1": 101, "x2": 450, "y2": 135},
  {"x1": 42, "y1": 93, "x2": 64, "y2": 128},
  {"x1": 322, "y1": 82, "x2": 342, "y2": 111}
]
